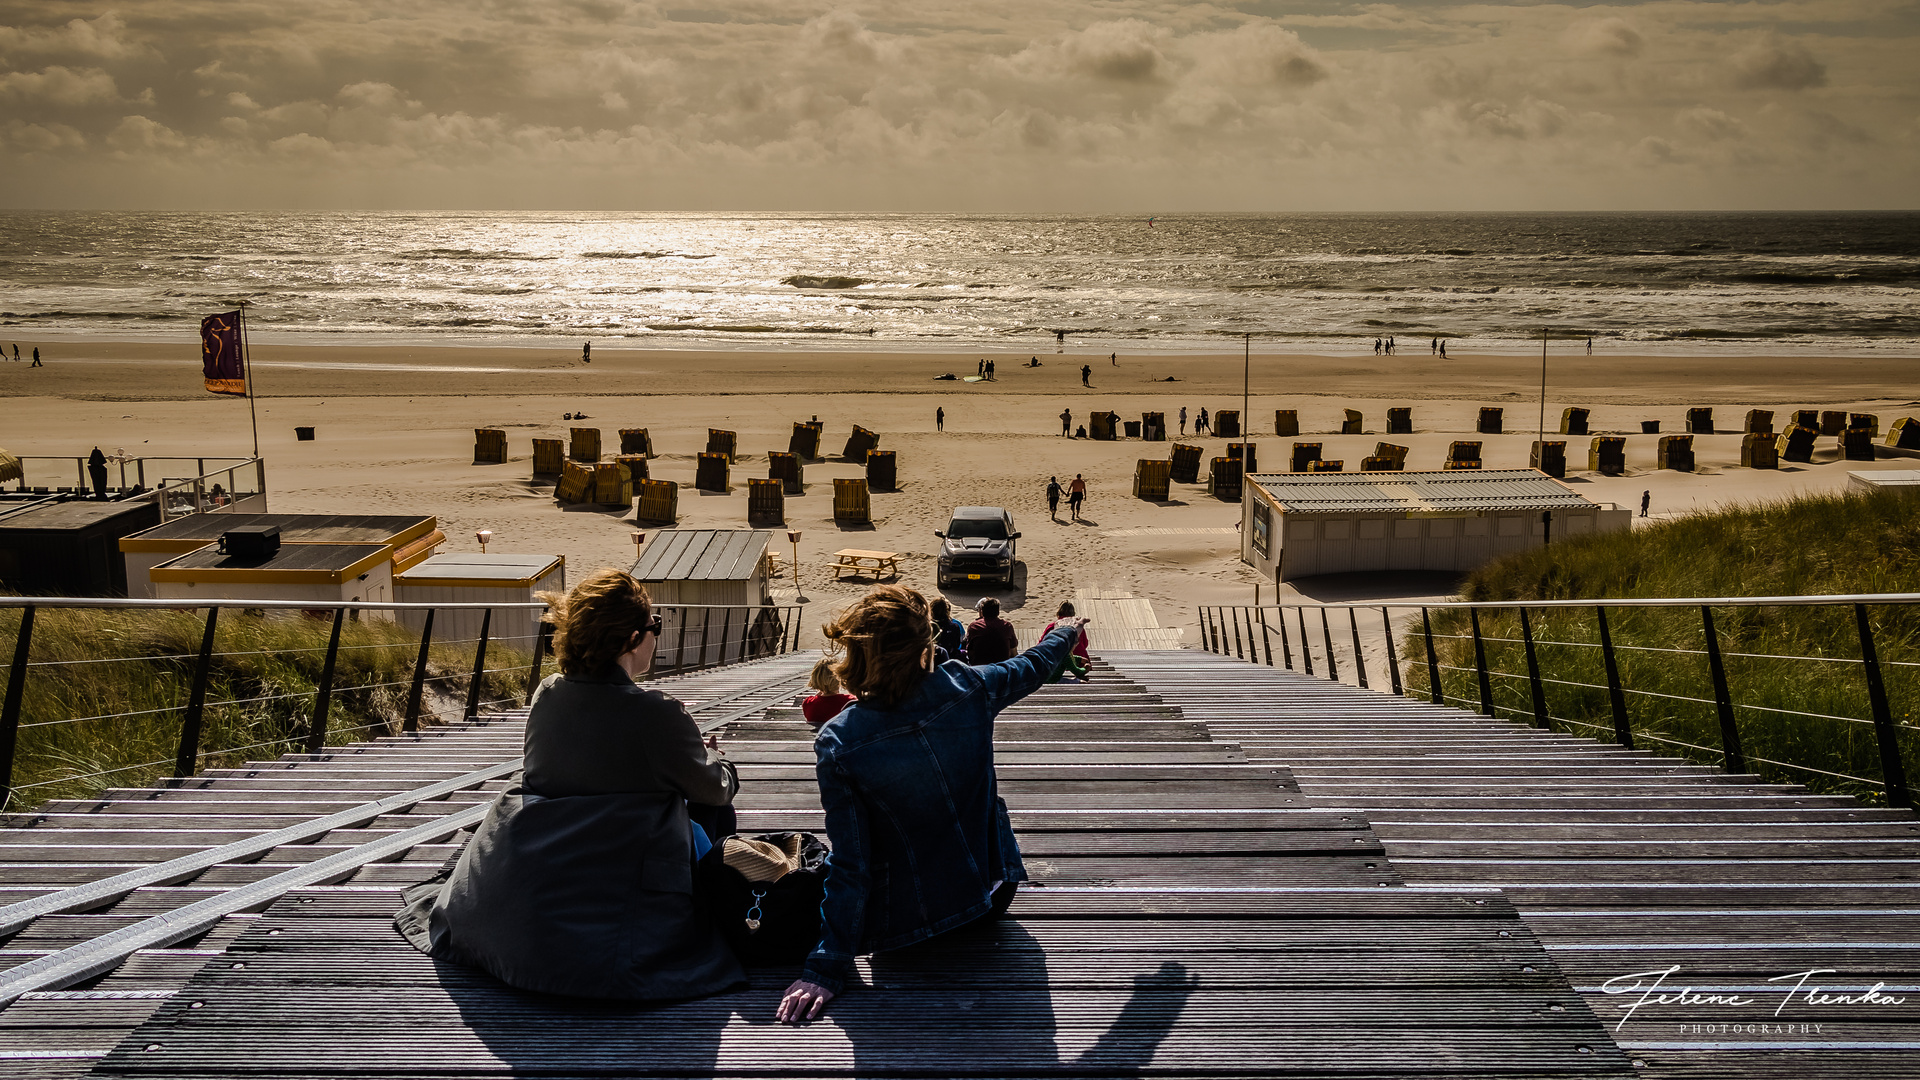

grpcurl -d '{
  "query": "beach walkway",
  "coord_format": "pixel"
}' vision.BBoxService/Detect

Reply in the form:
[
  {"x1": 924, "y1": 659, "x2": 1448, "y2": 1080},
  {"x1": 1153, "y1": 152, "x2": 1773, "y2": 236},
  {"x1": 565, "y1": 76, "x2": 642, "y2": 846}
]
[
  {"x1": 1108, "y1": 650, "x2": 1920, "y2": 1078},
  {"x1": 0, "y1": 650, "x2": 1638, "y2": 1079}
]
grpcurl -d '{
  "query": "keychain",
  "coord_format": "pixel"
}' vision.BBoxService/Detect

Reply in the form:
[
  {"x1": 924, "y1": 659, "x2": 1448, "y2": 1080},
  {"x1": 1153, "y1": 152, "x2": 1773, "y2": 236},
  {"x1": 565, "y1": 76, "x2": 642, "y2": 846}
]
[{"x1": 745, "y1": 889, "x2": 766, "y2": 934}]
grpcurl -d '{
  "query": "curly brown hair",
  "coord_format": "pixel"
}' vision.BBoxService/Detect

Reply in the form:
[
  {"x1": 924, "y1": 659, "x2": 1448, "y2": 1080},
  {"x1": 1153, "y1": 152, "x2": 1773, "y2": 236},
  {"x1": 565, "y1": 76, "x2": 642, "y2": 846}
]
[
  {"x1": 821, "y1": 585, "x2": 934, "y2": 708},
  {"x1": 539, "y1": 568, "x2": 654, "y2": 676}
]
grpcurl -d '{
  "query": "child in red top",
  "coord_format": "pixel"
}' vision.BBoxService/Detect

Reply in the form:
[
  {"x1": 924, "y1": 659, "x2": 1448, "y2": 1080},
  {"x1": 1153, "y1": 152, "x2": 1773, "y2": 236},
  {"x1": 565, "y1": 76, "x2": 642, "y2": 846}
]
[
  {"x1": 801, "y1": 657, "x2": 856, "y2": 728},
  {"x1": 1040, "y1": 601, "x2": 1092, "y2": 682}
]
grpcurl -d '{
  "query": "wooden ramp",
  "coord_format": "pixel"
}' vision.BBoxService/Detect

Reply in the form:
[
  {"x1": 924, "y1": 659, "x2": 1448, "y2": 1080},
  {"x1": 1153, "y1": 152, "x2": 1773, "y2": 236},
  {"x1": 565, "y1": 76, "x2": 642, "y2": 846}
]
[
  {"x1": 1107, "y1": 650, "x2": 1920, "y2": 1079},
  {"x1": 4, "y1": 655, "x2": 1630, "y2": 1079}
]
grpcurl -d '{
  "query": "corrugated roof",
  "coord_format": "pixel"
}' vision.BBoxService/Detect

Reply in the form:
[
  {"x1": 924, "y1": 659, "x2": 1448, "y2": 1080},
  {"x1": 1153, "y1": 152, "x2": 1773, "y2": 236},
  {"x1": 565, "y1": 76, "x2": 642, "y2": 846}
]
[
  {"x1": 629, "y1": 530, "x2": 771, "y2": 582},
  {"x1": 1249, "y1": 469, "x2": 1598, "y2": 515}
]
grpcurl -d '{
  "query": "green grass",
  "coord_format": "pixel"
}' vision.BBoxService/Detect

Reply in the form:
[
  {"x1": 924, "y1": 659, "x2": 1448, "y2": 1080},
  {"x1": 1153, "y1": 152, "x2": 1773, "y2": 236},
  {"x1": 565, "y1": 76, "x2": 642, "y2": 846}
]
[
  {"x1": 1402, "y1": 488, "x2": 1920, "y2": 802},
  {"x1": 0, "y1": 605, "x2": 535, "y2": 811}
]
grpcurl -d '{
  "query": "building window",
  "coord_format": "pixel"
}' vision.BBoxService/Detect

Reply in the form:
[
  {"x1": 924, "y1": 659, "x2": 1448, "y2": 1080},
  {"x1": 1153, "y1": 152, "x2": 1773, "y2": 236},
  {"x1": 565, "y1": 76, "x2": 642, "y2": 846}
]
[{"x1": 1252, "y1": 502, "x2": 1272, "y2": 558}]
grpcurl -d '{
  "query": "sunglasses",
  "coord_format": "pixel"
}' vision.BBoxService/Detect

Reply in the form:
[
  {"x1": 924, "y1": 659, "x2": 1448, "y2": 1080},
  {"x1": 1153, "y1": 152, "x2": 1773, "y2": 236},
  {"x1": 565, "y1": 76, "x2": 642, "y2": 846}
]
[{"x1": 643, "y1": 615, "x2": 664, "y2": 638}]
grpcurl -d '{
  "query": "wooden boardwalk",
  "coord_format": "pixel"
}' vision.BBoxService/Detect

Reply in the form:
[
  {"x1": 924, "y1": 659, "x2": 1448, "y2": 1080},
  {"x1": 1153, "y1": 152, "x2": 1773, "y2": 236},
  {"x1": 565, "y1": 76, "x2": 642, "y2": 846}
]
[
  {"x1": 0, "y1": 651, "x2": 1634, "y2": 1078},
  {"x1": 1107, "y1": 650, "x2": 1920, "y2": 1079}
]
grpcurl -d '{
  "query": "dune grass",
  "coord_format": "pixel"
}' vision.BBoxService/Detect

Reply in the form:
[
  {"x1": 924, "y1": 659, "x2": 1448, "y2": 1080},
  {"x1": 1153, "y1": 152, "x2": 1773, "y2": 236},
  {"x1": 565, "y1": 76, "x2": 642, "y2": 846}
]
[
  {"x1": 0, "y1": 605, "x2": 533, "y2": 811},
  {"x1": 1402, "y1": 488, "x2": 1920, "y2": 802}
]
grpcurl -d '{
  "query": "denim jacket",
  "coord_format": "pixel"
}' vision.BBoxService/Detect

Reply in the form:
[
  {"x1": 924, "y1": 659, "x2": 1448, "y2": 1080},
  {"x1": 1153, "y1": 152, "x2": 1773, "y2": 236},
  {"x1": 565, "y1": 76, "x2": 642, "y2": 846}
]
[{"x1": 800, "y1": 623, "x2": 1077, "y2": 993}]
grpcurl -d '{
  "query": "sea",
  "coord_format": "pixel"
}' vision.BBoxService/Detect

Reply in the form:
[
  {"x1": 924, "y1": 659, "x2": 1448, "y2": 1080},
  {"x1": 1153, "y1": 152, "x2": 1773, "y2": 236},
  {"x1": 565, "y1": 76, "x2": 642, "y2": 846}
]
[{"x1": 3, "y1": 211, "x2": 1917, "y2": 356}]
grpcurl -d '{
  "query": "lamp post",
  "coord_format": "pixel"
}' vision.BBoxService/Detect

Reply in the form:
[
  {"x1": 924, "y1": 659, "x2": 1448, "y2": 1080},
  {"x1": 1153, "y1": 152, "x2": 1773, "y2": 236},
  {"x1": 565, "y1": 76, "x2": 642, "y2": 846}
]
[
  {"x1": 630, "y1": 529, "x2": 647, "y2": 565},
  {"x1": 475, "y1": 529, "x2": 493, "y2": 555},
  {"x1": 787, "y1": 529, "x2": 804, "y2": 600}
]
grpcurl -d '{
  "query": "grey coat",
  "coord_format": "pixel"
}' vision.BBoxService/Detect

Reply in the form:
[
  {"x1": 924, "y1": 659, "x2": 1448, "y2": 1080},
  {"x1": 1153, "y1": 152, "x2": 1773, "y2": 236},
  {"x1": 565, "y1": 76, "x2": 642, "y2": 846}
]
[{"x1": 395, "y1": 668, "x2": 745, "y2": 1000}]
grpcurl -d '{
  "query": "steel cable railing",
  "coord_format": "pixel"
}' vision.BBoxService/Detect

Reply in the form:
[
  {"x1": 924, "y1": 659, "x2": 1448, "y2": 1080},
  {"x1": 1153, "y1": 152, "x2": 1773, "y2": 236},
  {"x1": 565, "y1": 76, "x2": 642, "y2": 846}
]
[
  {"x1": 1197, "y1": 593, "x2": 1920, "y2": 808},
  {"x1": 0, "y1": 596, "x2": 805, "y2": 809}
]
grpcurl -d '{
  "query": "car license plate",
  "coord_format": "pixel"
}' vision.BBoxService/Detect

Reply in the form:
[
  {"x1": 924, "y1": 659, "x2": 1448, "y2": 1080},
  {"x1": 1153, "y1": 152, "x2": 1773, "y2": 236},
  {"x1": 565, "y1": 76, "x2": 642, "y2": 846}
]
[{"x1": 967, "y1": 574, "x2": 981, "y2": 579}]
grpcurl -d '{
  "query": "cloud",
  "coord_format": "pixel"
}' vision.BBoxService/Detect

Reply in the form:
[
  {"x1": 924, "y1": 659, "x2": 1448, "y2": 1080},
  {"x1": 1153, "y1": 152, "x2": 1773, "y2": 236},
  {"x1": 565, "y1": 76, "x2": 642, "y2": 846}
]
[
  {"x1": 1565, "y1": 18, "x2": 1646, "y2": 58},
  {"x1": 0, "y1": 65, "x2": 120, "y2": 106},
  {"x1": 0, "y1": 12, "x2": 140, "y2": 60},
  {"x1": 1194, "y1": 22, "x2": 1328, "y2": 88},
  {"x1": 1018, "y1": 20, "x2": 1174, "y2": 84},
  {"x1": 1730, "y1": 36, "x2": 1827, "y2": 91},
  {"x1": 1676, "y1": 106, "x2": 1744, "y2": 141}
]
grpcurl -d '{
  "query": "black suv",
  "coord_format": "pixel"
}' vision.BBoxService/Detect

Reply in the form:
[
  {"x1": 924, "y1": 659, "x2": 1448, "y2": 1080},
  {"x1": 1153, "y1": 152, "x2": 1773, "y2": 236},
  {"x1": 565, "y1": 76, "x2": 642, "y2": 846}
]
[{"x1": 936, "y1": 507, "x2": 1020, "y2": 588}]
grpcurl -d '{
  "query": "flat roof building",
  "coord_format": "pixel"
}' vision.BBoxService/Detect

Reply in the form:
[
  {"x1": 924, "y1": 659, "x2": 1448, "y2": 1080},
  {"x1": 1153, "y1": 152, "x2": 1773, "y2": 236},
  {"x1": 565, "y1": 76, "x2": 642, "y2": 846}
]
[
  {"x1": 629, "y1": 530, "x2": 775, "y2": 668},
  {"x1": 0, "y1": 499, "x2": 162, "y2": 597},
  {"x1": 1241, "y1": 470, "x2": 1630, "y2": 582},
  {"x1": 394, "y1": 552, "x2": 565, "y2": 653},
  {"x1": 122, "y1": 513, "x2": 442, "y2": 599}
]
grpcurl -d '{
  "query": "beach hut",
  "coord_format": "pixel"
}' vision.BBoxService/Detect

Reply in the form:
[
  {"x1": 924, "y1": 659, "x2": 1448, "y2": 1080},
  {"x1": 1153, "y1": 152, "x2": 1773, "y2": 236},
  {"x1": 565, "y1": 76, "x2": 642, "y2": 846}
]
[
  {"x1": 695, "y1": 453, "x2": 730, "y2": 493},
  {"x1": 747, "y1": 478, "x2": 784, "y2": 525},
  {"x1": 1274, "y1": 410, "x2": 1299, "y2": 437},
  {"x1": 1445, "y1": 442, "x2": 1484, "y2": 470},
  {"x1": 393, "y1": 552, "x2": 564, "y2": 653},
  {"x1": 1819, "y1": 411, "x2": 1848, "y2": 436},
  {"x1": 1560, "y1": 408, "x2": 1590, "y2": 436},
  {"x1": 628, "y1": 529, "x2": 776, "y2": 669},
  {"x1": 789, "y1": 421, "x2": 823, "y2": 460},
  {"x1": 1386, "y1": 408, "x2": 1412, "y2": 435},
  {"x1": 1589, "y1": 437, "x2": 1626, "y2": 476},
  {"x1": 1290, "y1": 443, "x2": 1322, "y2": 472},
  {"x1": 1476, "y1": 408, "x2": 1503, "y2": 435},
  {"x1": 1530, "y1": 441, "x2": 1567, "y2": 479},
  {"x1": 1227, "y1": 442, "x2": 1258, "y2": 473},
  {"x1": 1214, "y1": 410, "x2": 1242, "y2": 439},
  {"x1": 556, "y1": 461, "x2": 594, "y2": 503},
  {"x1": 1089, "y1": 412, "x2": 1119, "y2": 441},
  {"x1": 1745, "y1": 410, "x2": 1775, "y2": 435},
  {"x1": 1341, "y1": 410, "x2": 1363, "y2": 435},
  {"x1": 842, "y1": 426, "x2": 879, "y2": 463},
  {"x1": 120, "y1": 513, "x2": 441, "y2": 600},
  {"x1": 1141, "y1": 412, "x2": 1166, "y2": 441},
  {"x1": 0, "y1": 448, "x2": 22, "y2": 487},
  {"x1": 1740, "y1": 434, "x2": 1779, "y2": 469},
  {"x1": 1888, "y1": 418, "x2": 1920, "y2": 451},
  {"x1": 615, "y1": 454, "x2": 649, "y2": 482},
  {"x1": 1778, "y1": 426, "x2": 1818, "y2": 464},
  {"x1": 1241, "y1": 469, "x2": 1628, "y2": 582},
  {"x1": 634, "y1": 479, "x2": 680, "y2": 524},
  {"x1": 1850, "y1": 413, "x2": 1880, "y2": 439},
  {"x1": 531, "y1": 439, "x2": 565, "y2": 476},
  {"x1": 619, "y1": 428, "x2": 654, "y2": 457},
  {"x1": 1657, "y1": 435, "x2": 1696, "y2": 472},
  {"x1": 1361, "y1": 443, "x2": 1407, "y2": 472},
  {"x1": 591, "y1": 462, "x2": 633, "y2": 506},
  {"x1": 1133, "y1": 460, "x2": 1171, "y2": 500},
  {"x1": 834, "y1": 478, "x2": 871, "y2": 524},
  {"x1": 0, "y1": 499, "x2": 162, "y2": 597},
  {"x1": 768, "y1": 451, "x2": 803, "y2": 494},
  {"x1": 1842, "y1": 429, "x2": 1876, "y2": 462},
  {"x1": 1208, "y1": 458, "x2": 1243, "y2": 501},
  {"x1": 1791, "y1": 410, "x2": 1820, "y2": 431},
  {"x1": 473, "y1": 429, "x2": 507, "y2": 465},
  {"x1": 1687, "y1": 408, "x2": 1714, "y2": 435},
  {"x1": 865, "y1": 450, "x2": 897, "y2": 491},
  {"x1": 706, "y1": 429, "x2": 738, "y2": 463},
  {"x1": 1306, "y1": 459, "x2": 1344, "y2": 473},
  {"x1": 569, "y1": 428, "x2": 601, "y2": 463},
  {"x1": 1169, "y1": 444, "x2": 1205, "y2": 484}
]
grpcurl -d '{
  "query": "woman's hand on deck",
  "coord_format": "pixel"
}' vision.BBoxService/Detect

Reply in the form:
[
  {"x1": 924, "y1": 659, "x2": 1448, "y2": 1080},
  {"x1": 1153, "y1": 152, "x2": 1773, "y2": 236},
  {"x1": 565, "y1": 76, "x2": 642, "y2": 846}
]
[
  {"x1": 705, "y1": 733, "x2": 724, "y2": 756},
  {"x1": 776, "y1": 979, "x2": 835, "y2": 1023}
]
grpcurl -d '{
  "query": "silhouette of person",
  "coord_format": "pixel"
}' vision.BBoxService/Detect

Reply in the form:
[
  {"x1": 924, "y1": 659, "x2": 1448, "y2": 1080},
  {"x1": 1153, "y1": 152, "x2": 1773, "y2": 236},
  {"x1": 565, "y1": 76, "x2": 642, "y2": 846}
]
[
  {"x1": 1046, "y1": 476, "x2": 1062, "y2": 520},
  {"x1": 936, "y1": 407, "x2": 944, "y2": 432},
  {"x1": 582, "y1": 341, "x2": 591, "y2": 363},
  {"x1": 986, "y1": 359, "x2": 995, "y2": 378},
  {"x1": 31, "y1": 347, "x2": 42, "y2": 367},
  {"x1": 1060, "y1": 408, "x2": 1072, "y2": 436},
  {"x1": 1431, "y1": 337, "x2": 1438, "y2": 354},
  {"x1": 1439, "y1": 340, "x2": 1447, "y2": 359},
  {"x1": 1179, "y1": 406, "x2": 1187, "y2": 435},
  {"x1": 1587, "y1": 336, "x2": 1594, "y2": 355},
  {"x1": 1110, "y1": 352, "x2": 1117, "y2": 366},
  {"x1": 1640, "y1": 490, "x2": 1650, "y2": 517},
  {"x1": 1080, "y1": 364, "x2": 1091, "y2": 387}
]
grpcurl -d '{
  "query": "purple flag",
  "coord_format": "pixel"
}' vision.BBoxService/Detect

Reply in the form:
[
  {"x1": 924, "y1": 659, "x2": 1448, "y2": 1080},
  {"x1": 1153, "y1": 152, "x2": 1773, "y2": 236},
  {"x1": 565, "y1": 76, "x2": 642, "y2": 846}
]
[{"x1": 201, "y1": 310, "x2": 246, "y2": 395}]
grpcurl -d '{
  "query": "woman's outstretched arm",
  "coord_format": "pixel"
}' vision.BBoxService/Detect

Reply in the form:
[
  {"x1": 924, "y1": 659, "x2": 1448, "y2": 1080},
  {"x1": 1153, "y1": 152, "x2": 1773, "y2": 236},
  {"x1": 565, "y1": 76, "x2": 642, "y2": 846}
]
[
  {"x1": 973, "y1": 619, "x2": 1085, "y2": 714},
  {"x1": 782, "y1": 754, "x2": 870, "y2": 1022}
]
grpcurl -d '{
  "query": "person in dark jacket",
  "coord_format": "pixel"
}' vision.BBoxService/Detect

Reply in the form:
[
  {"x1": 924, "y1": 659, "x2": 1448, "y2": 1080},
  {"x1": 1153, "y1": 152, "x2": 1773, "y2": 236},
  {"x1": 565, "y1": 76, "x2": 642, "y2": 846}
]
[
  {"x1": 395, "y1": 569, "x2": 744, "y2": 1001},
  {"x1": 776, "y1": 585, "x2": 1084, "y2": 1023},
  {"x1": 963, "y1": 597, "x2": 1018, "y2": 664},
  {"x1": 930, "y1": 596, "x2": 966, "y2": 661}
]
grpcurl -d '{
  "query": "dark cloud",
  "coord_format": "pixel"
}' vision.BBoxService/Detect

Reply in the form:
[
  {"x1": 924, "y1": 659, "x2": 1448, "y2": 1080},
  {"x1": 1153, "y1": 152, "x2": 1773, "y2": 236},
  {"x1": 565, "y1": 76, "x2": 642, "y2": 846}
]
[{"x1": 1730, "y1": 36, "x2": 1827, "y2": 92}]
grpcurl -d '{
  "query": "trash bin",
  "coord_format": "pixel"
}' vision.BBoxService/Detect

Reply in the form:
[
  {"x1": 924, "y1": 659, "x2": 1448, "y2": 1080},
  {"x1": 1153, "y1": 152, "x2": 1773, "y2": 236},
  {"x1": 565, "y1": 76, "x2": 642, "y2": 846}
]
[
  {"x1": 1640, "y1": 420, "x2": 1660, "y2": 434},
  {"x1": 1124, "y1": 420, "x2": 1141, "y2": 438}
]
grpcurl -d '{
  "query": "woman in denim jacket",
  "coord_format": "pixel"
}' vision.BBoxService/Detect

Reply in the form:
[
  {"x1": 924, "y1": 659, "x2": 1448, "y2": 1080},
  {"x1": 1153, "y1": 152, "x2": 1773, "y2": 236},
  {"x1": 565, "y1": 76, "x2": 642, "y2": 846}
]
[{"x1": 776, "y1": 585, "x2": 1084, "y2": 1023}]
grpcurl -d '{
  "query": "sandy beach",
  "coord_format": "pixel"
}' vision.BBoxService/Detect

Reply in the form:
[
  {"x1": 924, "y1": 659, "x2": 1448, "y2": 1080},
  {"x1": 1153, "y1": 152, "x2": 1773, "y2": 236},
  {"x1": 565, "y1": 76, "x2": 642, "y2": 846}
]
[{"x1": 5, "y1": 339, "x2": 1917, "y2": 645}]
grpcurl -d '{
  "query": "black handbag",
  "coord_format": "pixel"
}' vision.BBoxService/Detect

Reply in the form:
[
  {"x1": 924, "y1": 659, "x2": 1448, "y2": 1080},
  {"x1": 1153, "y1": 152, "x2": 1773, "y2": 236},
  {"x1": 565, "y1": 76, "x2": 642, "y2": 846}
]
[{"x1": 698, "y1": 831, "x2": 830, "y2": 964}]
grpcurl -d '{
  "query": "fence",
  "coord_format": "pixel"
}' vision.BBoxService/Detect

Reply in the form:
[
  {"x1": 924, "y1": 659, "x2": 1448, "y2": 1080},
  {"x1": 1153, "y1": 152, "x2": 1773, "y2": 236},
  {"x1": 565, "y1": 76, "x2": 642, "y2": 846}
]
[
  {"x1": 0, "y1": 596, "x2": 804, "y2": 810},
  {"x1": 6, "y1": 456, "x2": 266, "y2": 521},
  {"x1": 1198, "y1": 594, "x2": 1920, "y2": 807}
]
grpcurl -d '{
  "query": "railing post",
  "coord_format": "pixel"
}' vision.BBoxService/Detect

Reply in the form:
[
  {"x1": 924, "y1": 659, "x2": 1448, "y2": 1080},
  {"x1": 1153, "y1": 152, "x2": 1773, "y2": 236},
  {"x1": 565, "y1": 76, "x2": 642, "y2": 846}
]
[
  {"x1": 1347, "y1": 608, "x2": 1369, "y2": 690},
  {"x1": 1596, "y1": 606, "x2": 1633, "y2": 749},
  {"x1": 404, "y1": 608, "x2": 435, "y2": 734},
  {"x1": 1319, "y1": 608, "x2": 1339, "y2": 683},
  {"x1": 524, "y1": 619, "x2": 553, "y2": 705},
  {"x1": 1381, "y1": 607, "x2": 1402, "y2": 697},
  {"x1": 174, "y1": 608, "x2": 220, "y2": 779},
  {"x1": 1854, "y1": 604, "x2": 1912, "y2": 809},
  {"x1": 306, "y1": 607, "x2": 346, "y2": 754},
  {"x1": 674, "y1": 607, "x2": 690, "y2": 673},
  {"x1": 1256, "y1": 607, "x2": 1274, "y2": 666},
  {"x1": 1520, "y1": 607, "x2": 1549, "y2": 730},
  {"x1": 464, "y1": 608, "x2": 492, "y2": 720},
  {"x1": 1421, "y1": 607, "x2": 1442, "y2": 705},
  {"x1": 1277, "y1": 605, "x2": 1293, "y2": 670},
  {"x1": 1231, "y1": 608, "x2": 1246, "y2": 660},
  {"x1": 1700, "y1": 606, "x2": 1744, "y2": 775},
  {"x1": 1, "y1": 606, "x2": 36, "y2": 807},
  {"x1": 1297, "y1": 607, "x2": 1314, "y2": 676},
  {"x1": 1468, "y1": 608, "x2": 1494, "y2": 717}
]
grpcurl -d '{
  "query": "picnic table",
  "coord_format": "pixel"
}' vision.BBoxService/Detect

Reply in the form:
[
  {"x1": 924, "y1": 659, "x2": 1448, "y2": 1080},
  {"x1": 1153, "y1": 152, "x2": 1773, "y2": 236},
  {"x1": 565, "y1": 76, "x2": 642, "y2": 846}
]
[{"x1": 826, "y1": 548, "x2": 901, "y2": 581}]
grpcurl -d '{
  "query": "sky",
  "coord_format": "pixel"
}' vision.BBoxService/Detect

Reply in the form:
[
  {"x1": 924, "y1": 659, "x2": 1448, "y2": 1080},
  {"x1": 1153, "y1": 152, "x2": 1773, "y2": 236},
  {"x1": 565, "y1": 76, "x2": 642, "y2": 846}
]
[{"x1": 1, "y1": 1, "x2": 1914, "y2": 210}]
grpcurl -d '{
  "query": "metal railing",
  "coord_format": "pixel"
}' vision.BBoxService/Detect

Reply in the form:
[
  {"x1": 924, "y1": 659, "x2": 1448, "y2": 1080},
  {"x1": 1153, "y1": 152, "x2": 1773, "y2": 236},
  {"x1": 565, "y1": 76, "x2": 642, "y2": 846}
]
[
  {"x1": 0, "y1": 596, "x2": 805, "y2": 809},
  {"x1": 1198, "y1": 594, "x2": 1920, "y2": 808},
  {"x1": 2, "y1": 456, "x2": 267, "y2": 521}
]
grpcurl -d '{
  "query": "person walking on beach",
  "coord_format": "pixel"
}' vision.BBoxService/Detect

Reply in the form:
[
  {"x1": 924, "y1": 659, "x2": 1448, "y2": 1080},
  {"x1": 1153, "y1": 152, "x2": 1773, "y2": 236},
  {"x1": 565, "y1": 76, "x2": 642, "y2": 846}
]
[
  {"x1": 1060, "y1": 408, "x2": 1072, "y2": 436},
  {"x1": 1110, "y1": 352, "x2": 1117, "y2": 366},
  {"x1": 987, "y1": 359, "x2": 995, "y2": 378},
  {"x1": 1640, "y1": 490, "x2": 1650, "y2": 518},
  {"x1": 582, "y1": 341, "x2": 591, "y2": 363},
  {"x1": 977, "y1": 359, "x2": 985, "y2": 377},
  {"x1": 1179, "y1": 407, "x2": 1188, "y2": 435},
  {"x1": 936, "y1": 407, "x2": 945, "y2": 432},
  {"x1": 1439, "y1": 340, "x2": 1447, "y2": 359},
  {"x1": 1068, "y1": 474, "x2": 1087, "y2": 522},
  {"x1": 1587, "y1": 337, "x2": 1594, "y2": 355},
  {"x1": 1431, "y1": 337, "x2": 1438, "y2": 355},
  {"x1": 1196, "y1": 408, "x2": 1210, "y2": 435},
  {"x1": 1080, "y1": 364, "x2": 1091, "y2": 387},
  {"x1": 1046, "y1": 476, "x2": 1062, "y2": 521},
  {"x1": 31, "y1": 347, "x2": 42, "y2": 367}
]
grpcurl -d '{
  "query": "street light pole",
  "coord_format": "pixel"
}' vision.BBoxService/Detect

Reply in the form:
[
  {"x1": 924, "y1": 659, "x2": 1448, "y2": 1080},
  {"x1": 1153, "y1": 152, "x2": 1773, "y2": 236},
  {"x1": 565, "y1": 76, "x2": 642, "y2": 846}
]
[{"x1": 1538, "y1": 327, "x2": 1549, "y2": 444}]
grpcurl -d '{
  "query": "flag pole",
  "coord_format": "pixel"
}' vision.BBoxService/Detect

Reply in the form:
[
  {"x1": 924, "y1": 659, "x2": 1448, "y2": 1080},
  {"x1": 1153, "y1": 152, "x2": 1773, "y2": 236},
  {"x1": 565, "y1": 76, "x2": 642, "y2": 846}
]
[{"x1": 239, "y1": 300, "x2": 260, "y2": 460}]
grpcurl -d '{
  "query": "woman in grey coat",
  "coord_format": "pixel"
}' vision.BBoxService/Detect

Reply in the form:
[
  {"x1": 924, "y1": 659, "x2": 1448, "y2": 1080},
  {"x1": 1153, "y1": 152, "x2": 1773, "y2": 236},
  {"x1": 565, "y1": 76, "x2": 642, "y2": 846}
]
[{"x1": 395, "y1": 570, "x2": 745, "y2": 1000}]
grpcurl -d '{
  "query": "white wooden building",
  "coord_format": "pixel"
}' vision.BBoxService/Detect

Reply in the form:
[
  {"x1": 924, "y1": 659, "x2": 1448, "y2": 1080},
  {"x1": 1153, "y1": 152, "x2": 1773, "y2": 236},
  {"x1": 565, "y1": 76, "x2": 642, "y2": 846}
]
[
  {"x1": 393, "y1": 552, "x2": 565, "y2": 653},
  {"x1": 1241, "y1": 470, "x2": 1630, "y2": 582},
  {"x1": 629, "y1": 530, "x2": 775, "y2": 668}
]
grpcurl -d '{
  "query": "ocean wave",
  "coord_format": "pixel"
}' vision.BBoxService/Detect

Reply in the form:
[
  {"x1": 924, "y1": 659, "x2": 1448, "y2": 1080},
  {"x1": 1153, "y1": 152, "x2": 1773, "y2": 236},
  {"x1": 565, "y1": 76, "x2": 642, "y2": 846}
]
[
  {"x1": 581, "y1": 250, "x2": 709, "y2": 259},
  {"x1": 643, "y1": 322, "x2": 862, "y2": 334},
  {"x1": 782, "y1": 275, "x2": 871, "y2": 289}
]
